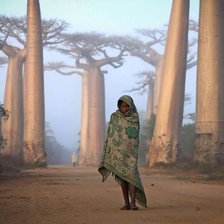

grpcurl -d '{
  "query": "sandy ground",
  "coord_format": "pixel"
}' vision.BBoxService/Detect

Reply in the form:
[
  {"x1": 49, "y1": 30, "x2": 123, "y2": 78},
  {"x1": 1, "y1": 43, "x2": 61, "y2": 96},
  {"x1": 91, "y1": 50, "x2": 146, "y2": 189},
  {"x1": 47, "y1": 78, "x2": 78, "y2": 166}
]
[{"x1": 0, "y1": 166, "x2": 224, "y2": 224}]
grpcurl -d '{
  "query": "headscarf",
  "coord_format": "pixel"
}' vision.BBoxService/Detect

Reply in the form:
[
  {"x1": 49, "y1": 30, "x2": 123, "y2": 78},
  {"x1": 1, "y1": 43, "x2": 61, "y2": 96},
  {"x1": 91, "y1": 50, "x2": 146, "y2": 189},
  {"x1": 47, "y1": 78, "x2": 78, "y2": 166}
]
[{"x1": 117, "y1": 95, "x2": 138, "y2": 116}]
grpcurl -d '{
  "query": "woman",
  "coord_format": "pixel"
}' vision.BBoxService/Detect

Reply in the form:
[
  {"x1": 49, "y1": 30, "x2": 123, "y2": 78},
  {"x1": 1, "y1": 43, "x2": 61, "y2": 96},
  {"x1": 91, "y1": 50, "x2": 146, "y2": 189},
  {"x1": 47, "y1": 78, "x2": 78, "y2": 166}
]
[{"x1": 98, "y1": 95, "x2": 147, "y2": 210}]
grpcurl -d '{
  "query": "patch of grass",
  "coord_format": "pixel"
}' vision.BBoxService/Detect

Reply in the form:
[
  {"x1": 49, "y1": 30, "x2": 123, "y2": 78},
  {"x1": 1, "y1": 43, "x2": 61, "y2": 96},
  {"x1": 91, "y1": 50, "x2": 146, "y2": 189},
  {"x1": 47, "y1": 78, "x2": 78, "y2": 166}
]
[
  {"x1": 154, "y1": 161, "x2": 198, "y2": 171},
  {"x1": 153, "y1": 162, "x2": 224, "y2": 182},
  {"x1": 153, "y1": 162, "x2": 176, "y2": 169},
  {"x1": 205, "y1": 173, "x2": 224, "y2": 181}
]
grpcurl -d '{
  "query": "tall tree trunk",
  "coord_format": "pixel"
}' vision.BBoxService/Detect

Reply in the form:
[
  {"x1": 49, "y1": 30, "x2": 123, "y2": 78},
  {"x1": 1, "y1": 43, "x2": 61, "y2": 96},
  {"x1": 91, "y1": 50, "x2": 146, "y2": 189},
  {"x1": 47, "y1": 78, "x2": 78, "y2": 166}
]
[
  {"x1": 23, "y1": 0, "x2": 46, "y2": 166},
  {"x1": 149, "y1": 0, "x2": 189, "y2": 167},
  {"x1": 87, "y1": 68, "x2": 105, "y2": 166},
  {"x1": 146, "y1": 84, "x2": 154, "y2": 120},
  {"x1": 79, "y1": 71, "x2": 89, "y2": 166},
  {"x1": 194, "y1": 0, "x2": 224, "y2": 166},
  {"x1": 1, "y1": 48, "x2": 26, "y2": 165}
]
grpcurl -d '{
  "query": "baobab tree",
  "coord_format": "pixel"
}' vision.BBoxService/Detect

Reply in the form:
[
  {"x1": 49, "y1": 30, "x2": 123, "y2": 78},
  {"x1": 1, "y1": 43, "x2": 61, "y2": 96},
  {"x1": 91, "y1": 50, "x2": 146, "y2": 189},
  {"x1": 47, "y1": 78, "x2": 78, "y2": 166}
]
[
  {"x1": 0, "y1": 17, "x2": 26, "y2": 164},
  {"x1": 0, "y1": 12, "x2": 68, "y2": 166},
  {"x1": 0, "y1": 43, "x2": 26, "y2": 164},
  {"x1": 49, "y1": 33, "x2": 131, "y2": 165},
  {"x1": 126, "y1": 24, "x2": 197, "y2": 166},
  {"x1": 24, "y1": 0, "x2": 72, "y2": 167},
  {"x1": 195, "y1": 0, "x2": 224, "y2": 167},
  {"x1": 130, "y1": 22, "x2": 197, "y2": 117},
  {"x1": 149, "y1": 0, "x2": 190, "y2": 166}
]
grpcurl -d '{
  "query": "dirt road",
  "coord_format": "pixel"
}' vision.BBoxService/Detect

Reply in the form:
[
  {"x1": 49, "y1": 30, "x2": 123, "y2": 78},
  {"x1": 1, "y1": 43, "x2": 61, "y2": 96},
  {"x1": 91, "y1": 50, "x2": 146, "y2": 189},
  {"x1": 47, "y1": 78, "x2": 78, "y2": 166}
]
[{"x1": 0, "y1": 166, "x2": 223, "y2": 224}]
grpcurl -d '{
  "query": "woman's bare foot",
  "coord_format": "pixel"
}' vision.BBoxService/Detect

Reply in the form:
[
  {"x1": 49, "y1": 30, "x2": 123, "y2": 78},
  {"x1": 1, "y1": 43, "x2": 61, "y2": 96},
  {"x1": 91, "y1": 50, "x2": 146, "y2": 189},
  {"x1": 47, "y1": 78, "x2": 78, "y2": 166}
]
[
  {"x1": 130, "y1": 203, "x2": 139, "y2": 210},
  {"x1": 120, "y1": 204, "x2": 130, "y2": 210}
]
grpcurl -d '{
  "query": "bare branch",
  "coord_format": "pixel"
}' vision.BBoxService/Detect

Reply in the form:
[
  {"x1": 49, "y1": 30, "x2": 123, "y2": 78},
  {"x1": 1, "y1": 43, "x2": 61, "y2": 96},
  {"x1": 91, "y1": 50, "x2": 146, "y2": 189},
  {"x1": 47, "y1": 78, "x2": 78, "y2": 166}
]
[
  {"x1": 1, "y1": 43, "x2": 20, "y2": 56},
  {"x1": 136, "y1": 28, "x2": 167, "y2": 47},
  {"x1": 76, "y1": 57, "x2": 89, "y2": 70},
  {"x1": 187, "y1": 60, "x2": 197, "y2": 70},
  {"x1": 42, "y1": 19, "x2": 69, "y2": 46},
  {"x1": 131, "y1": 22, "x2": 198, "y2": 70},
  {"x1": 0, "y1": 16, "x2": 69, "y2": 48},
  {"x1": 45, "y1": 61, "x2": 83, "y2": 76},
  {"x1": 108, "y1": 61, "x2": 123, "y2": 68},
  {"x1": 54, "y1": 32, "x2": 131, "y2": 70},
  {"x1": 183, "y1": 112, "x2": 195, "y2": 122},
  {"x1": 126, "y1": 70, "x2": 155, "y2": 95}
]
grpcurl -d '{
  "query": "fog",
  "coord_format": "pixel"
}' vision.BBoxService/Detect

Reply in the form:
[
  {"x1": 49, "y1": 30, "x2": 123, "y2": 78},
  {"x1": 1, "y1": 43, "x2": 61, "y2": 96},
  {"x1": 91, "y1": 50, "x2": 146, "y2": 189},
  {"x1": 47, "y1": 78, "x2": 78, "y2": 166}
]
[{"x1": 0, "y1": 0, "x2": 199, "y2": 154}]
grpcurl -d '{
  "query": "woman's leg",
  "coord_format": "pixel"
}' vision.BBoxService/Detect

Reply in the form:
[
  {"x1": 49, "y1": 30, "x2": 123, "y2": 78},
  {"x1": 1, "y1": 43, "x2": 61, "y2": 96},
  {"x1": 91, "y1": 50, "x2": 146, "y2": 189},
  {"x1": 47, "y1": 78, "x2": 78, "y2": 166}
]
[
  {"x1": 120, "y1": 179, "x2": 130, "y2": 209},
  {"x1": 129, "y1": 184, "x2": 139, "y2": 210}
]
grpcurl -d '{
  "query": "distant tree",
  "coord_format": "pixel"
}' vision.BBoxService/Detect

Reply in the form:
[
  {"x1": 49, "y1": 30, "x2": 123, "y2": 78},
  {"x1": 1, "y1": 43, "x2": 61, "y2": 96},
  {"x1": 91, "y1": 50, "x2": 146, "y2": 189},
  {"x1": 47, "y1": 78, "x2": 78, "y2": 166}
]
[
  {"x1": 129, "y1": 20, "x2": 198, "y2": 114},
  {"x1": 48, "y1": 32, "x2": 133, "y2": 165},
  {"x1": 45, "y1": 122, "x2": 73, "y2": 165},
  {"x1": 127, "y1": 70, "x2": 155, "y2": 120}
]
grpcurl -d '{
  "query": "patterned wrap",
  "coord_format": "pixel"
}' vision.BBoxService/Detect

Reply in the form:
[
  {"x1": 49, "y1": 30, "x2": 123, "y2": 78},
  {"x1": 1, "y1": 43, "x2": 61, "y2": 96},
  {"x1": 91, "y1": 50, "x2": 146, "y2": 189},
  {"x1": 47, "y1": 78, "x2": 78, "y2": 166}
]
[{"x1": 98, "y1": 95, "x2": 147, "y2": 207}]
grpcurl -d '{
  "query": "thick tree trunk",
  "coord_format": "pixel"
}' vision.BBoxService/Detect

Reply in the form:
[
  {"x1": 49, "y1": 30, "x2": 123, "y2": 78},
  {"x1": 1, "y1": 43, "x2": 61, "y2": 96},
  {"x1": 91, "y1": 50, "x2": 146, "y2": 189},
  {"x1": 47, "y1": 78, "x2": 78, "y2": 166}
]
[
  {"x1": 23, "y1": 0, "x2": 47, "y2": 166},
  {"x1": 1, "y1": 49, "x2": 25, "y2": 165},
  {"x1": 87, "y1": 68, "x2": 105, "y2": 166},
  {"x1": 149, "y1": 0, "x2": 189, "y2": 167},
  {"x1": 194, "y1": 0, "x2": 224, "y2": 166},
  {"x1": 79, "y1": 72, "x2": 89, "y2": 166}
]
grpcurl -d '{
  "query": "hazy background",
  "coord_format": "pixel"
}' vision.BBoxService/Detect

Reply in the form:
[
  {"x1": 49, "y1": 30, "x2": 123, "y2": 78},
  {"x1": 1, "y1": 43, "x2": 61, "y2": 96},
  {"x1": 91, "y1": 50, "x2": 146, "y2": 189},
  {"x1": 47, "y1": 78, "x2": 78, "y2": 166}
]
[{"x1": 0, "y1": 0, "x2": 199, "y2": 152}]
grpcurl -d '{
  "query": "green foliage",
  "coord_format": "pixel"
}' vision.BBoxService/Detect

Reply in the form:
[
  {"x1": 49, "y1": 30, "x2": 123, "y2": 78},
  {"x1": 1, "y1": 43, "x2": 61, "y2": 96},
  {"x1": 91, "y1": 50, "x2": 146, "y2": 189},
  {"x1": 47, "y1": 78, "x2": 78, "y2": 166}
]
[
  {"x1": 0, "y1": 104, "x2": 9, "y2": 118},
  {"x1": 0, "y1": 104, "x2": 9, "y2": 149}
]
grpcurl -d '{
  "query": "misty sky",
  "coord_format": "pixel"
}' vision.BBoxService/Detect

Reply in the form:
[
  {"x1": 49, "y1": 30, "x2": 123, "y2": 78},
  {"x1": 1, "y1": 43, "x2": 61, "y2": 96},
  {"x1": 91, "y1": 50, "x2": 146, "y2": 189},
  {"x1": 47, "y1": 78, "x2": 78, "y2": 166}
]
[{"x1": 0, "y1": 0, "x2": 199, "y2": 151}]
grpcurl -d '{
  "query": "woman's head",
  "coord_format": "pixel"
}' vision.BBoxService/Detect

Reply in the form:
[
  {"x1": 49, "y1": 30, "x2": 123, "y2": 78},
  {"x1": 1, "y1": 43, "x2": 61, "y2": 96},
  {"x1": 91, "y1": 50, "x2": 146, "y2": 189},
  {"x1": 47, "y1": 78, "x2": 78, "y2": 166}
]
[{"x1": 117, "y1": 95, "x2": 137, "y2": 115}]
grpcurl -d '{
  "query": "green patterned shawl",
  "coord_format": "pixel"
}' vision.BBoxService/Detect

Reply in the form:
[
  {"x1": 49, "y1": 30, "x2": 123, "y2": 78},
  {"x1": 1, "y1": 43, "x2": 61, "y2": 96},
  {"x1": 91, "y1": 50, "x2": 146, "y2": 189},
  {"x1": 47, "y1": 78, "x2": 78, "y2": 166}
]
[{"x1": 98, "y1": 95, "x2": 147, "y2": 208}]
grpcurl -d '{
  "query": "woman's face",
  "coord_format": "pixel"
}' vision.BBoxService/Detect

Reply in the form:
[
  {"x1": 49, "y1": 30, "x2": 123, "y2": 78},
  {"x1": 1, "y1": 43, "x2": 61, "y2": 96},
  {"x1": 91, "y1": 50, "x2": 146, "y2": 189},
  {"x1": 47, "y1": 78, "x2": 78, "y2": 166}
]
[{"x1": 119, "y1": 101, "x2": 129, "y2": 114}]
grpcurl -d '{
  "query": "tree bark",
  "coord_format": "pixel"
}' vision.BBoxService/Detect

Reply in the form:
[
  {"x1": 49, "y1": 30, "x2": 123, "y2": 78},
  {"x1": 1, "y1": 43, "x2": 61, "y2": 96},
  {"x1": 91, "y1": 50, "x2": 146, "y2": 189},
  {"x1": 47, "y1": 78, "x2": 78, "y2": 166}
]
[
  {"x1": 194, "y1": 0, "x2": 224, "y2": 166},
  {"x1": 87, "y1": 68, "x2": 105, "y2": 166},
  {"x1": 23, "y1": 0, "x2": 47, "y2": 166},
  {"x1": 153, "y1": 58, "x2": 164, "y2": 114},
  {"x1": 1, "y1": 47, "x2": 25, "y2": 165},
  {"x1": 146, "y1": 84, "x2": 154, "y2": 120},
  {"x1": 149, "y1": 0, "x2": 189, "y2": 167},
  {"x1": 79, "y1": 71, "x2": 90, "y2": 166}
]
